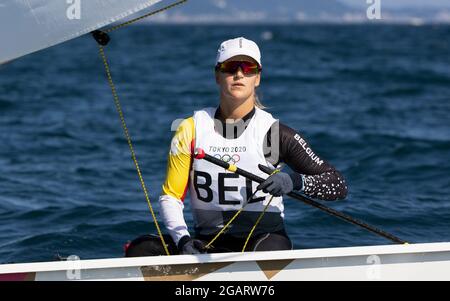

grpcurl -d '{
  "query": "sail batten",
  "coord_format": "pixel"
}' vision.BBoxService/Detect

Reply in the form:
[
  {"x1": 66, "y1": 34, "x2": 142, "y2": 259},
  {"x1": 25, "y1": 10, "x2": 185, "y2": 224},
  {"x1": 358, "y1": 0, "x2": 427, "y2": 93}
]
[{"x1": 0, "y1": 0, "x2": 163, "y2": 64}]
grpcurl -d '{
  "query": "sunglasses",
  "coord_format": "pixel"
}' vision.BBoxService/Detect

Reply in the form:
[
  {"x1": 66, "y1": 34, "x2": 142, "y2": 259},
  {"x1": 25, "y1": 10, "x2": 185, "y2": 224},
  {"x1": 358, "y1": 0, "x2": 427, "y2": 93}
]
[{"x1": 215, "y1": 61, "x2": 261, "y2": 75}]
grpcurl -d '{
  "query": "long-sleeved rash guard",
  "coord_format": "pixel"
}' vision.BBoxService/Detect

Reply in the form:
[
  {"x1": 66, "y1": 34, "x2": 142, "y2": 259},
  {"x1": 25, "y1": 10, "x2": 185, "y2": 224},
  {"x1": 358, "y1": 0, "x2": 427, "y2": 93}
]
[{"x1": 159, "y1": 107, "x2": 348, "y2": 244}]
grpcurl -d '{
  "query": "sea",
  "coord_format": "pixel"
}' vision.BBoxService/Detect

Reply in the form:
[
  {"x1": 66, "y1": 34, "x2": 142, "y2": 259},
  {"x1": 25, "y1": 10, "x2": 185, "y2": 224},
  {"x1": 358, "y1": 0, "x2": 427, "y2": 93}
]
[{"x1": 0, "y1": 24, "x2": 449, "y2": 263}]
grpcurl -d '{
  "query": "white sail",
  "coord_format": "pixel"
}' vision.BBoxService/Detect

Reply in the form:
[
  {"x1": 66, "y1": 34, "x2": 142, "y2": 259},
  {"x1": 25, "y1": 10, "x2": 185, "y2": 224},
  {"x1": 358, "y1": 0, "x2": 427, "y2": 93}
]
[{"x1": 0, "y1": 0, "x2": 163, "y2": 64}]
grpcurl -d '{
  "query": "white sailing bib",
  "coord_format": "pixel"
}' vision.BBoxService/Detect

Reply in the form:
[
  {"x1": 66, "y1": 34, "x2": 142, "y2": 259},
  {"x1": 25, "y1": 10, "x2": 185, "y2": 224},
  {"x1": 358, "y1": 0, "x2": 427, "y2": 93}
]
[{"x1": 189, "y1": 107, "x2": 285, "y2": 235}]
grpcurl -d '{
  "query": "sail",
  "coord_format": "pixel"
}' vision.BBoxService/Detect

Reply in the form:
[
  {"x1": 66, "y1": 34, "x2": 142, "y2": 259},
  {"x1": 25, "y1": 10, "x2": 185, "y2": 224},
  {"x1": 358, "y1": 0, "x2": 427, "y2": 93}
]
[{"x1": 0, "y1": 0, "x2": 162, "y2": 64}]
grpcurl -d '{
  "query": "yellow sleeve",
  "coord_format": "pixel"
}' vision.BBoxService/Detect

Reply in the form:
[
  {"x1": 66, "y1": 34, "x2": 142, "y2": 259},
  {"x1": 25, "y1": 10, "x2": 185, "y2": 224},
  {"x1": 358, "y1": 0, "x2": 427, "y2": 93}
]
[{"x1": 161, "y1": 117, "x2": 195, "y2": 201}]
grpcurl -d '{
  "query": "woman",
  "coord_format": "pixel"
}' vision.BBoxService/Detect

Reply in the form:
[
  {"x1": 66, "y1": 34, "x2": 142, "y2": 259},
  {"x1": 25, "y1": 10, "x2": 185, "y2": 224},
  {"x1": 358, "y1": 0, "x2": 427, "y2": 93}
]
[{"x1": 125, "y1": 37, "x2": 347, "y2": 257}]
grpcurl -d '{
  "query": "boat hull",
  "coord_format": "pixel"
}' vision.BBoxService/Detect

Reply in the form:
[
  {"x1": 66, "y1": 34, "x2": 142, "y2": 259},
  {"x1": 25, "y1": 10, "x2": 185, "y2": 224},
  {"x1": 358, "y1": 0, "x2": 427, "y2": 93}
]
[{"x1": 1, "y1": 242, "x2": 449, "y2": 281}]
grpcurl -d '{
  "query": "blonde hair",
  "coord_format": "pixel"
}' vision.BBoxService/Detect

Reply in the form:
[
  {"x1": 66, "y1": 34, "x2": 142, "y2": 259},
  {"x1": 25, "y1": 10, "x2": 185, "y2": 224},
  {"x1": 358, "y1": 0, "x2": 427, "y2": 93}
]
[{"x1": 254, "y1": 92, "x2": 265, "y2": 109}]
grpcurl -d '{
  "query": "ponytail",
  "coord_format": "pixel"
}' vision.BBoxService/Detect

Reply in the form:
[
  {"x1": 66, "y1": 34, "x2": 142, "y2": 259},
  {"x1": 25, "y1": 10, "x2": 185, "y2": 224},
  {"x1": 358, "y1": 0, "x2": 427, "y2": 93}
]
[{"x1": 254, "y1": 90, "x2": 266, "y2": 109}]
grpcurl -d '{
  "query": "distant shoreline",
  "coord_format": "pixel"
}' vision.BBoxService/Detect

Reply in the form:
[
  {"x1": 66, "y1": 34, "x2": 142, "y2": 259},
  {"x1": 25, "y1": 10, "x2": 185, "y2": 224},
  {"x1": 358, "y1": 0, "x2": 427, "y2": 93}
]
[{"x1": 125, "y1": 20, "x2": 450, "y2": 26}]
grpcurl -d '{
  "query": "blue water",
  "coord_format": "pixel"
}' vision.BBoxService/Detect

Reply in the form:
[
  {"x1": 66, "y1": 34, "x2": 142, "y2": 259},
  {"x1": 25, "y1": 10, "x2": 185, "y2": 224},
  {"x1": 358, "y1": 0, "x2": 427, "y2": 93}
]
[{"x1": 0, "y1": 24, "x2": 449, "y2": 264}]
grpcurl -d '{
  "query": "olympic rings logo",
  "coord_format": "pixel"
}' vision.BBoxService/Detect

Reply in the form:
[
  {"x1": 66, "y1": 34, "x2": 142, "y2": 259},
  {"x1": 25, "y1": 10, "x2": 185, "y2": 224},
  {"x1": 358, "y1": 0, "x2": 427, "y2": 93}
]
[{"x1": 214, "y1": 153, "x2": 240, "y2": 164}]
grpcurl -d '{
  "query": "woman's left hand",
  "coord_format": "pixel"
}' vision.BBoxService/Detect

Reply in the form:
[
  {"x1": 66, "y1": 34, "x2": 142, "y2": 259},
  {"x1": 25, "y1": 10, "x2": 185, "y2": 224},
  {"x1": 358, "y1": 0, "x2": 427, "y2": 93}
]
[{"x1": 256, "y1": 167, "x2": 294, "y2": 197}]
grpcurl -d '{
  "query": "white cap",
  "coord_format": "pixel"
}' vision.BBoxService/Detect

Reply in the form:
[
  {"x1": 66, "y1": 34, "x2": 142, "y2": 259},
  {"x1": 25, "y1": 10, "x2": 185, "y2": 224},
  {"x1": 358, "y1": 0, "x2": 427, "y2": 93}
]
[{"x1": 215, "y1": 37, "x2": 261, "y2": 67}]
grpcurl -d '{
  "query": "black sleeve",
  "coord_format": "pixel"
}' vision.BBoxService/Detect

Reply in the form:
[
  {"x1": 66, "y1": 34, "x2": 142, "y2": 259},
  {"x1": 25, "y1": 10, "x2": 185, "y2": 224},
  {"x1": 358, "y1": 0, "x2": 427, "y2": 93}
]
[{"x1": 263, "y1": 121, "x2": 347, "y2": 201}]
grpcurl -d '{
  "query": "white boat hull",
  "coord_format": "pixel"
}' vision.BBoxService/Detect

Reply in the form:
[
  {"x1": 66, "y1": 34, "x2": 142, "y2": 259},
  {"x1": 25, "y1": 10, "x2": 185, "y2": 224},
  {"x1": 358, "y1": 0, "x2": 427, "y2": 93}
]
[{"x1": 1, "y1": 242, "x2": 450, "y2": 281}]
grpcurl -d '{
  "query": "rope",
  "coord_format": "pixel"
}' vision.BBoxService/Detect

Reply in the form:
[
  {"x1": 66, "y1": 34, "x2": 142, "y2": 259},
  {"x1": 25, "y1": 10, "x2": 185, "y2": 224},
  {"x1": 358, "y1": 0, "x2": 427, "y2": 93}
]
[
  {"x1": 242, "y1": 195, "x2": 275, "y2": 252},
  {"x1": 204, "y1": 190, "x2": 259, "y2": 249},
  {"x1": 105, "y1": 0, "x2": 188, "y2": 33},
  {"x1": 241, "y1": 170, "x2": 279, "y2": 252},
  {"x1": 205, "y1": 169, "x2": 280, "y2": 251},
  {"x1": 97, "y1": 45, "x2": 170, "y2": 255},
  {"x1": 93, "y1": 1, "x2": 190, "y2": 256}
]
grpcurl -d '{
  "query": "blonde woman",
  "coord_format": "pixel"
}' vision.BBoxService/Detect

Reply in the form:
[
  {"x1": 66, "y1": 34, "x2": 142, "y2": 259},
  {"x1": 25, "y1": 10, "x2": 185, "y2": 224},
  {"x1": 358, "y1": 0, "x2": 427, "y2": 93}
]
[{"x1": 125, "y1": 37, "x2": 347, "y2": 257}]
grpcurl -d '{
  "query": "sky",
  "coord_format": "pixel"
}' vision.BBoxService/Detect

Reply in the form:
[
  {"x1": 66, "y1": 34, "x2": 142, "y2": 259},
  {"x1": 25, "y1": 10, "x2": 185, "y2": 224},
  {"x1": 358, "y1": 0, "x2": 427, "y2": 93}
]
[{"x1": 340, "y1": 0, "x2": 450, "y2": 9}]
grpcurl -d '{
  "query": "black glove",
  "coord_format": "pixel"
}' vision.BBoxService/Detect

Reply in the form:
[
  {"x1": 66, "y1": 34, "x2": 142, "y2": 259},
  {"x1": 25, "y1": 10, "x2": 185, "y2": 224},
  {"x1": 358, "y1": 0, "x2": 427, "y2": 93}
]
[
  {"x1": 177, "y1": 236, "x2": 207, "y2": 255},
  {"x1": 256, "y1": 165, "x2": 294, "y2": 197}
]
